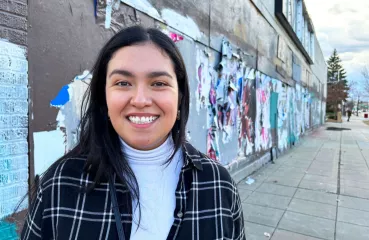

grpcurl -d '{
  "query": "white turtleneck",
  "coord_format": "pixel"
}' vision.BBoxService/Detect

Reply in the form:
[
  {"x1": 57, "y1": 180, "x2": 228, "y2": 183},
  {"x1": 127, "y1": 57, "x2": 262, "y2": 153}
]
[{"x1": 120, "y1": 136, "x2": 183, "y2": 240}]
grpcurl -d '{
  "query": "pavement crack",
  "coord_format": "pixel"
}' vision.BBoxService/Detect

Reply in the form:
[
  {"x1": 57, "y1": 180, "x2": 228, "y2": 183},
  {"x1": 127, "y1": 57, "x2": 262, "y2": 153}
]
[
  {"x1": 334, "y1": 123, "x2": 343, "y2": 240},
  {"x1": 337, "y1": 128, "x2": 342, "y2": 195}
]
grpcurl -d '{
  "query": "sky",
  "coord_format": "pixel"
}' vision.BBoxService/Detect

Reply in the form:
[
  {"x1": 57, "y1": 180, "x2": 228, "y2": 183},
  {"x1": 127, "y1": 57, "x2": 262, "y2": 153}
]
[{"x1": 304, "y1": 0, "x2": 369, "y2": 90}]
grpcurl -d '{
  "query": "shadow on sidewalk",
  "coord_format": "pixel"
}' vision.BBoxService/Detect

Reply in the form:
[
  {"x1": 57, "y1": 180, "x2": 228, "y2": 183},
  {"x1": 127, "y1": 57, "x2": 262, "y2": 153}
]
[{"x1": 326, "y1": 127, "x2": 351, "y2": 131}]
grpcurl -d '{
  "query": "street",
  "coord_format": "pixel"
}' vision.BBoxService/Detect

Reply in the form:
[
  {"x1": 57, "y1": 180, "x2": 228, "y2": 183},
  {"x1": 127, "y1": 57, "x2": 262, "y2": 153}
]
[{"x1": 238, "y1": 115, "x2": 369, "y2": 240}]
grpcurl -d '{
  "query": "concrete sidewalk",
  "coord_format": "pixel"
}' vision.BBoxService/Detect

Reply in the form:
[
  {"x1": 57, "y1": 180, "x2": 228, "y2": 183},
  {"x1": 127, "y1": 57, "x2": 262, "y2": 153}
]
[{"x1": 238, "y1": 116, "x2": 369, "y2": 240}]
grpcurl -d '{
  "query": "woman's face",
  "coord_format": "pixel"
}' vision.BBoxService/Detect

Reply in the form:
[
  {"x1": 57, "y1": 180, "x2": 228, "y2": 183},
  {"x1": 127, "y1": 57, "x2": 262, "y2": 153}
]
[{"x1": 106, "y1": 43, "x2": 179, "y2": 150}]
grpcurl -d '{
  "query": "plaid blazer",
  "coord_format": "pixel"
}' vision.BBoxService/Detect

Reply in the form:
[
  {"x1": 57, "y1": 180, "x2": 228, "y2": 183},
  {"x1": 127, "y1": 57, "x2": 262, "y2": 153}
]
[{"x1": 21, "y1": 142, "x2": 245, "y2": 240}]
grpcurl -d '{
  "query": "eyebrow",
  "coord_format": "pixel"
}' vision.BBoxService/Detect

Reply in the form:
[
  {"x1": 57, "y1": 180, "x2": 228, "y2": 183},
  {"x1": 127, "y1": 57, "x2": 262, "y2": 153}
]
[
  {"x1": 109, "y1": 69, "x2": 173, "y2": 79},
  {"x1": 147, "y1": 71, "x2": 173, "y2": 79},
  {"x1": 109, "y1": 69, "x2": 134, "y2": 78}
]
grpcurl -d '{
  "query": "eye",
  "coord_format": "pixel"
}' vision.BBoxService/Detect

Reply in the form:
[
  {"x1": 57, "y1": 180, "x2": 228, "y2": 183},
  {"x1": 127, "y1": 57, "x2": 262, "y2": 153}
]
[
  {"x1": 152, "y1": 82, "x2": 168, "y2": 87},
  {"x1": 116, "y1": 81, "x2": 131, "y2": 87},
  {"x1": 153, "y1": 82, "x2": 168, "y2": 87}
]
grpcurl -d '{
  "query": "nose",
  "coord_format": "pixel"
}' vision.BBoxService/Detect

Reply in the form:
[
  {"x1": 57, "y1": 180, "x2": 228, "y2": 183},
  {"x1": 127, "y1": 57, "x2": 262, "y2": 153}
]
[{"x1": 130, "y1": 85, "x2": 152, "y2": 108}]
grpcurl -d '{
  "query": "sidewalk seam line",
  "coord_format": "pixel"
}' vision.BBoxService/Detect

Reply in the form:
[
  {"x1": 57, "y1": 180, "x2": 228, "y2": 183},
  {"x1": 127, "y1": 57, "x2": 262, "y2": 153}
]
[
  {"x1": 270, "y1": 136, "x2": 325, "y2": 239},
  {"x1": 334, "y1": 123, "x2": 343, "y2": 240},
  {"x1": 276, "y1": 227, "x2": 330, "y2": 240}
]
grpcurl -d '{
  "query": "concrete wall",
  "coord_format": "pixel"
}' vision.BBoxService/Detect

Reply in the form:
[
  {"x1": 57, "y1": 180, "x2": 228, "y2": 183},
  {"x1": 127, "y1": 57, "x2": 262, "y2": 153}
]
[
  {"x1": 0, "y1": 0, "x2": 28, "y2": 238},
  {"x1": 26, "y1": 0, "x2": 327, "y2": 186},
  {"x1": 27, "y1": 0, "x2": 116, "y2": 184}
]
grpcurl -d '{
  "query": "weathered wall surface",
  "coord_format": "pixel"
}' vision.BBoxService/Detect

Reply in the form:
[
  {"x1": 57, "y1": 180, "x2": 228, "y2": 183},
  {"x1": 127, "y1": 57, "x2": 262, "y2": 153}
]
[
  {"x1": 27, "y1": 0, "x2": 115, "y2": 184},
  {"x1": 0, "y1": 40, "x2": 28, "y2": 218},
  {"x1": 27, "y1": 0, "x2": 327, "y2": 186},
  {"x1": 0, "y1": 0, "x2": 28, "y2": 238}
]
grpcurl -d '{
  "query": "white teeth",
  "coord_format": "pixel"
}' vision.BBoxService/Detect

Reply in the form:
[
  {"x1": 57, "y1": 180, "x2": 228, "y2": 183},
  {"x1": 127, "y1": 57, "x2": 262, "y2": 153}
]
[{"x1": 128, "y1": 116, "x2": 158, "y2": 124}]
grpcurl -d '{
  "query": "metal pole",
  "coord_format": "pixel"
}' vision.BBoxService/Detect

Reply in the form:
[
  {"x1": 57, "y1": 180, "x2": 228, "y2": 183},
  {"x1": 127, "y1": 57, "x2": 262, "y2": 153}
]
[{"x1": 338, "y1": 70, "x2": 340, "y2": 82}]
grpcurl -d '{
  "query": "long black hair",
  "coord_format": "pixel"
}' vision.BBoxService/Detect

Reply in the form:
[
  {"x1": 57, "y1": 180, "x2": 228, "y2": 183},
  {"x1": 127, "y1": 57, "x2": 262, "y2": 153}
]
[
  {"x1": 78, "y1": 25, "x2": 190, "y2": 188},
  {"x1": 20, "y1": 26, "x2": 190, "y2": 224}
]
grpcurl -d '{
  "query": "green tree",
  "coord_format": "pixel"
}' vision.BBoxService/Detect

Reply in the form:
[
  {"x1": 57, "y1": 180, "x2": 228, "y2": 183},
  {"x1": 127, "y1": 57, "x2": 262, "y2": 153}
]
[
  {"x1": 327, "y1": 49, "x2": 347, "y2": 84},
  {"x1": 326, "y1": 49, "x2": 349, "y2": 119}
]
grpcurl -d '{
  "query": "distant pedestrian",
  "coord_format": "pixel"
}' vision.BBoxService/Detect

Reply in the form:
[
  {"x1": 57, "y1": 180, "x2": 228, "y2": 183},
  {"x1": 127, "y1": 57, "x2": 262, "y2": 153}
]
[{"x1": 347, "y1": 109, "x2": 352, "y2": 122}]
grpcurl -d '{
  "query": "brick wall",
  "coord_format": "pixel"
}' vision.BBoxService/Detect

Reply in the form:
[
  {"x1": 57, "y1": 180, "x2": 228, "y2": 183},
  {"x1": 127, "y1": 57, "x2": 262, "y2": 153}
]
[
  {"x1": 0, "y1": 0, "x2": 28, "y2": 237},
  {"x1": 0, "y1": 0, "x2": 27, "y2": 46}
]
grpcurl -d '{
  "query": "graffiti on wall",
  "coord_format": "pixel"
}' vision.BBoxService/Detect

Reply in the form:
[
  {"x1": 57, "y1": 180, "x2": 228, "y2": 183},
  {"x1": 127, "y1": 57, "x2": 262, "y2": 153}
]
[
  {"x1": 50, "y1": 71, "x2": 92, "y2": 151},
  {"x1": 237, "y1": 68, "x2": 255, "y2": 157},
  {"x1": 288, "y1": 86, "x2": 296, "y2": 145},
  {"x1": 312, "y1": 97, "x2": 321, "y2": 126},
  {"x1": 0, "y1": 40, "x2": 29, "y2": 219},
  {"x1": 254, "y1": 72, "x2": 272, "y2": 152},
  {"x1": 271, "y1": 82, "x2": 310, "y2": 151},
  {"x1": 203, "y1": 41, "x2": 234, "y2": 161},
  {"x1": 295, "y1": 84, "x2": 305, "y2": 139},
  {"x1": 202, "y1": 40, "x2": 257, "y2": 162},
  {"x1": 198, "y1": 38, "x2": 328, "y2": 160},
  {"x1": 272, "y1": 81, "x2": 289, "y2": 151},
  {"x1": 206, "y1": 77, "x2": 221, "y2": 161},
  {"x1": 193, "y1": 46, "x2": 222, "y2": 161},
  {"x1": 304, "y1": 91, "x2": 311, "y2": 129},
  {"x1": 321, "y1": 102, "x2": 326, "y2": 124},
  {"x1": 33, "y1": 71, "x2": 92, "y2": 176},
  {"x1": 216, "y1": 41, "x2": 243, "y2": 144},
  {"x1": 195, "y1": 46, "x2": 212, "y2": 113}
]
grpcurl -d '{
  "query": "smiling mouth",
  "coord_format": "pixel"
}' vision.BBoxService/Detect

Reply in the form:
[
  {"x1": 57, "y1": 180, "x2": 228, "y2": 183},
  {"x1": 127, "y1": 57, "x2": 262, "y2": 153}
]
[{"x1": 127, "y1": 116, "x2": 159, "y2": 125}]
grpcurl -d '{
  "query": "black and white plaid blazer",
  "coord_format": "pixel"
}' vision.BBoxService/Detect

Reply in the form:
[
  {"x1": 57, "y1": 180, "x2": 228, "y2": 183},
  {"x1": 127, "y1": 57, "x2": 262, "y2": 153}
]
[{"x1": 21, "y1": 142, "x2": 245, "y2": 240}]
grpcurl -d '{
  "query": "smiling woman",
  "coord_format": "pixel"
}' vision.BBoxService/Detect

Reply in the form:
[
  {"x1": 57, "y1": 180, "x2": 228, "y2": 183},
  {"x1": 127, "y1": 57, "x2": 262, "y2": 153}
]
[
  {"x1": 21, "y1": 26, "x2": 245, "y2": 240},
  {"x1": 106, "y1": 43, "x2": 179, "y2": 151}
]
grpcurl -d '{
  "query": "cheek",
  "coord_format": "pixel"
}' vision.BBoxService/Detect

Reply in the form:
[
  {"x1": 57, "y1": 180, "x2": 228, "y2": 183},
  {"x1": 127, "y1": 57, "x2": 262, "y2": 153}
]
[
  {"x1": 106, "y1": 91, "x2": 129, "y2": 115},
  {"x1": 156, "y1": 94, "x2": 178, "y2": 117}
]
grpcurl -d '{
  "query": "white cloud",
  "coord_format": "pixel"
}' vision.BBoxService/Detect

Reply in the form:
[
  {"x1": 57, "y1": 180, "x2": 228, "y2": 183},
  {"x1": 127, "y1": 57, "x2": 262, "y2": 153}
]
[{"x1": 305, "y1": 0, "x2": 369, "y2": 83}]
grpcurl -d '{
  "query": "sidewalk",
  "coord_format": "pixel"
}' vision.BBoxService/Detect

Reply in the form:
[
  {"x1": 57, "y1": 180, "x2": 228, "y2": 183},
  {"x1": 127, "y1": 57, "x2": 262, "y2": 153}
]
[{"x1": 238, "y1": 115, "x2": 369, "y2": 240}]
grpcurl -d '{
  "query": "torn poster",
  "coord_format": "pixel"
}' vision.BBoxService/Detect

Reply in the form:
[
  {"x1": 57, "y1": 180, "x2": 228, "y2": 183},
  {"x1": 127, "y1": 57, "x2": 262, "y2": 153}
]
[
  {"x1": 195, "y1": 46, "x2": 212, "y2": 113},
  {"x1": 238, "y1": 67, "x2": 255, "y2": 156},
  {"x1": 50, "y1": 70, "x2": 92, "y2": 152},
  {"x1": 254, "y1": 72, "x2": 272, "y2": 152}
]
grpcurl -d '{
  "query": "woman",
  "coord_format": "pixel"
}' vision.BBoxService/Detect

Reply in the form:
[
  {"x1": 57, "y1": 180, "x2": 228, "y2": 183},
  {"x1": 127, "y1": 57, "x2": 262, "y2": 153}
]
[{"x1": 22, "y1": 26, "x2": 245, "y2": 240}]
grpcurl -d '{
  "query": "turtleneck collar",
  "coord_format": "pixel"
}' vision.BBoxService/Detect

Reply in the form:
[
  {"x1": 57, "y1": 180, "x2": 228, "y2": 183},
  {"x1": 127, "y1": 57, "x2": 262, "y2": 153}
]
[{"x1": 120, "y1": 136, "x2": 175, "y2": 165}]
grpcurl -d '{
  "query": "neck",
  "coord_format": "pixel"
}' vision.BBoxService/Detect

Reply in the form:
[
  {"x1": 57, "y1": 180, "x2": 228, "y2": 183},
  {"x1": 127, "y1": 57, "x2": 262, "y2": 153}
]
[{"x1": 120, "y1": 136, "x2": 175, "y2": 165}]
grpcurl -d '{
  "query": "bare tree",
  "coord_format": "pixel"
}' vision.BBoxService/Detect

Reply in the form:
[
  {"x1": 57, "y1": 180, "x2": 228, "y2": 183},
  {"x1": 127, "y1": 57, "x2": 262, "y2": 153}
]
[
  {"x1": 327, "y1": 81, "x2": 349, "y2": 117},
  {"x1": 363, "y1": 66, "x2": 369, "y2": 95},
  {"x1": 346, "y1": 100, "x2": 355, "y2": 110},
  {"x1": 346, "y1": 79, "x2": 361, "y2": 116},
  {"x1": 348, "y1": 80, "x2": 358, "y2": 98}
]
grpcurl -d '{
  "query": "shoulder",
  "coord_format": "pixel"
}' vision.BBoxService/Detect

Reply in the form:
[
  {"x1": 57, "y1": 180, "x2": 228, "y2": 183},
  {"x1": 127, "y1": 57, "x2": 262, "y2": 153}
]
[
  {"x1": 184, "y1": 143, "x2": 239, "y2": 213},
  {"x1": 183, "y1": 142, "x2": 236, "y2": 187},
  {"x1": 200, "y1": 155, "x2": 236, "y2": 185},
  {"x1": 39, "y1": 156, "x2": 88, "y2": 190}
]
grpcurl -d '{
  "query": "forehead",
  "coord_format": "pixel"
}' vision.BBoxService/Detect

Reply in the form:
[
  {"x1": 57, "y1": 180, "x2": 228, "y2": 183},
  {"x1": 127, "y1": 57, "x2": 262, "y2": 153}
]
[{"x1": 107, "y1": 43, "x2": 175, "y2": 74}]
